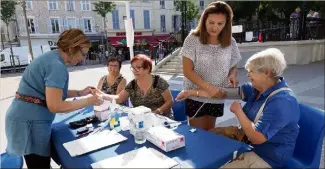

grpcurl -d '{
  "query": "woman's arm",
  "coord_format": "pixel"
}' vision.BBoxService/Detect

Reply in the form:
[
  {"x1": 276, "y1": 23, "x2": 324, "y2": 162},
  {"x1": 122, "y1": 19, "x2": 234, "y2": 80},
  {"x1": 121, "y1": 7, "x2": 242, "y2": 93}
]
[
  {"x1": 67, "y1": 90, "x2": 82, "y2": 98},
  {"x1": 100, "y1": 89, "x2": 129, "y2": 104},
  {"x1": 46, "y1": 87, "x2": 93, "y2": 113},
  {"x1": 116, "y1": 78, "x2": 127, "y2": 94},
  {"x1": 152, "y1": 89, "x2": 173, "y2": 114},
  {"x1": 230, "y1": 102, "x2": 267, "y2": 145},
  {"x1": 97, "y1": 76, "x2": 105, "y2": 90},
  {"x1": 175, "y1": 89, "x2": 210, "y2": 101}
]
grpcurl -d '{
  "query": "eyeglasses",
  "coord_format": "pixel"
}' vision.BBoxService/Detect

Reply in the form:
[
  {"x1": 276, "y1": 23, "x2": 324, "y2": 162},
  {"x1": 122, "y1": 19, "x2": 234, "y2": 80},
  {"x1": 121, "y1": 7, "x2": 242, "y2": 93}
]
[{"x1": 130, "y1": 66, "x2": 143, "y2": 72}]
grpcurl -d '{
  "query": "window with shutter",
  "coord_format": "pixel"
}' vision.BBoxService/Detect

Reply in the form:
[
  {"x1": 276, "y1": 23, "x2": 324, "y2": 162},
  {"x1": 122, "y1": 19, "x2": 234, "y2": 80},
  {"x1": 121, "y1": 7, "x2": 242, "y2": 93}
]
[
  {"x1": 160, "y1": 15, "x2": 166, "y2": 32},
  {"x1": 27, "y1": 18, "x2": 36, "y2": 34},
  {"x1": 50, "y1": 18, "x2": 60, "y2": 33},
  {"x1": 130, "y1": 9, "x2": 135, "y2": 29},
  {"x1": 112, "y1": 10, "x2": 120, "y2": 30},
  {"x1": 83, "y1": 18, "x2": 92, "y2": 32},
  {"x1": 143, "y1": 10, "x2": 150, "y2": 29},
  {"x1": 48, "y1": 0, "x2": 58, "y2": 10},
  {"x1": 66, "y1": 0, "x2": 74, "y2": 11}
]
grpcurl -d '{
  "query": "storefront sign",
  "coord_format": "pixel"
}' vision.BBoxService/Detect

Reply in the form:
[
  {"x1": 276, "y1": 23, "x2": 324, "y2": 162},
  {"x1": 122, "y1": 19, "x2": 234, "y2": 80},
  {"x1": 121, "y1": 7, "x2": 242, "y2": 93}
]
[
  {"x1": 48, "y1": 41, "x2": 57, "y2": 47},
  {"x1": 116, "y1": 32, "x2": 142, "y2": 36}
]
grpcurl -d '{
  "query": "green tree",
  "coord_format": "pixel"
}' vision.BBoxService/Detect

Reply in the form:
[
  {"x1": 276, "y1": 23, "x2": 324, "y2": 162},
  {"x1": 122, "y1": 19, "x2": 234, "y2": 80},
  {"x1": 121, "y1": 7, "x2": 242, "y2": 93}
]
[
  {"x1": 227, "y1": 1, "x2": 260, "y2": 21},
  {"x1": 1, "y1": 0, "x2": 17, "y2": 71},
  {"x1": 93, "y1": 1, "x2": 116, "y2": 52},
  {"x1": 174, "y1": 0, "x2": 199, "y2": 29}
]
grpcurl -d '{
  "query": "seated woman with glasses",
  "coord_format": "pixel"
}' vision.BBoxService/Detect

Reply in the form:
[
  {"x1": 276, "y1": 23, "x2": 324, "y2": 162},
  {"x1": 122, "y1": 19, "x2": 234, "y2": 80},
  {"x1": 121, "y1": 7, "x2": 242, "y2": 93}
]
[
  {"x1": 95, "y1": 54, "x2": 174, "y2": 119},
  {"x1": 97, "y1": 57, "x2": 126, "y2": 95}
]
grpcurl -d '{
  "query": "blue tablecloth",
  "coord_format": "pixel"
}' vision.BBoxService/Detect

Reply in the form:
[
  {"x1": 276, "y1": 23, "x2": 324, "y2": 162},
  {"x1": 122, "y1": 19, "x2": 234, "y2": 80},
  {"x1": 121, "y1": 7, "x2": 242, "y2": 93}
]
[{"x1": 51, "y1": 107, "x2": 250, "y2": 168}]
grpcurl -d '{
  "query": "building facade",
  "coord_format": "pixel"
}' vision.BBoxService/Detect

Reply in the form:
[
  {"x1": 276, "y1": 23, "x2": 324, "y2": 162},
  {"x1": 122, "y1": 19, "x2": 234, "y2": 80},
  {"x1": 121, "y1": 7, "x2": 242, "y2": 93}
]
[{"x1": 13, "y1": 0, "x2": 212, "y2": 48}]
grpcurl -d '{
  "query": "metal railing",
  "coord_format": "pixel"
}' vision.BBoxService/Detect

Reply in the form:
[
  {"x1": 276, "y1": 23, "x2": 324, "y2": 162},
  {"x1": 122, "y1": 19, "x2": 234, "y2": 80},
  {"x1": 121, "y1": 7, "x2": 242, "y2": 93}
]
[
  {"x1": 152, "y1": 33, "x2": 182, "y2": 65},
  {"x1": 232, "y1": 18, "x2": 325, "y2": 43}
]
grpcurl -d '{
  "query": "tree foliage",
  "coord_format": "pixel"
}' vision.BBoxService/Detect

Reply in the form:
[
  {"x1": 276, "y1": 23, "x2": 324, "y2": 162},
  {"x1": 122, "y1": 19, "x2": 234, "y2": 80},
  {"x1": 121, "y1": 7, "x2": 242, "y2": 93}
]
[
  {"x1": 0, "y1": 0, "x2": 17, "y2": 25},
  {"x1": 93, "y1": 1, "x2": 116, "y2": 18},
  {"x1": 174, "y1": 0, "x2": 199, "y2": 21}
]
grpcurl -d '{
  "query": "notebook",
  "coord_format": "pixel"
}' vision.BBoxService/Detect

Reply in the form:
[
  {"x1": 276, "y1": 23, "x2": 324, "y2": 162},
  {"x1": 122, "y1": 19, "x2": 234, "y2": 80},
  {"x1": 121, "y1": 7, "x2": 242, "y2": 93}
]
[{"x1": 63, "y1": 130, "x2": 127, "y2": 157}]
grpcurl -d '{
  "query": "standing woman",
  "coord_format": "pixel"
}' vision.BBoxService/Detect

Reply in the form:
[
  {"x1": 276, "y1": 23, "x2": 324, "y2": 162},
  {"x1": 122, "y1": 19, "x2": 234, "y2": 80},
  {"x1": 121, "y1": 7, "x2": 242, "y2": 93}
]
[
  {"x1": 180, "y1": 1, "x2": 241, "y2": 130},
  {"x1": 5, "y1": 29, "x2": 103, "y2": 168}
]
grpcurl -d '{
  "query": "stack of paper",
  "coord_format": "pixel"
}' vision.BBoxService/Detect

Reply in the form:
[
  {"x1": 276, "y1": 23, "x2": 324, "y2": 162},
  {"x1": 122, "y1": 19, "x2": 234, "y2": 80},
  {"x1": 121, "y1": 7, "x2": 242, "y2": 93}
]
[
  {"x1": 63, "y1": 130, "x2": 127, "y2": 157},
  {"x1": 91, "y1": 147, "x2": 178, "y2": 168}
]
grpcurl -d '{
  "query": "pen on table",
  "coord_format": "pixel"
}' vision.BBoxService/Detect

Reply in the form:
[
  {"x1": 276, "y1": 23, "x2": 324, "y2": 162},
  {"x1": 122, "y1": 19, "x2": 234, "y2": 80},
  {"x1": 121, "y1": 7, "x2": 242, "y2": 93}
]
[{"x1": 77, "y1": 130, "x2": 93, "y2": 138}]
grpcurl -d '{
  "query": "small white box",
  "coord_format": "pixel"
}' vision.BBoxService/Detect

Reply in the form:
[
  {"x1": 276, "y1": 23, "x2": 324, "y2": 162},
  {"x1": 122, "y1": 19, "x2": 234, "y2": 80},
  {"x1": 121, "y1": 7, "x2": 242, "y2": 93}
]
[{"x1": 146, "y1": 126, "x2": 185, "y2": 152}]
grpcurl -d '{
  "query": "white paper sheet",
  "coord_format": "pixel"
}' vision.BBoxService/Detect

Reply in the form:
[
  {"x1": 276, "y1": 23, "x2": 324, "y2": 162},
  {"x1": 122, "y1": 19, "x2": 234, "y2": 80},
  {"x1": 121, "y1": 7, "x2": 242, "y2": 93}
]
[
  {"x1": 63, "y1": 130, "x2": 127, "y2": 157},
  {"x1": 91, "y1": 147, "x2": 178, "y2": 168}
]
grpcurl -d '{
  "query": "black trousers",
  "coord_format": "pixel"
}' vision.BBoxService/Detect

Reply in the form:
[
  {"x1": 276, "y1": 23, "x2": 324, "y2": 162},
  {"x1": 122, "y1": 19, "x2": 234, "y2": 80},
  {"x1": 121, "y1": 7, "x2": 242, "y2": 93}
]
[{"x1": 24, "y1": 154, "x2": 51, "y2": 169}]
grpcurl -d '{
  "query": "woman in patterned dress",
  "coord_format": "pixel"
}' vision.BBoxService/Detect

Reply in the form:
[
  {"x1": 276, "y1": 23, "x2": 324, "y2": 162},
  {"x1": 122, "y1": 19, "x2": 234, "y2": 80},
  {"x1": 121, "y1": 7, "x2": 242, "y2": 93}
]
[
  {"x1": 179, "y1": 1, "x2": 242, "y2": 130},
  {"x1": 97, "y1": 57, "x2": 126, "y2": 95},
  {"x1": 94, "y1": 54, "x2": 174, "y2": 119}
]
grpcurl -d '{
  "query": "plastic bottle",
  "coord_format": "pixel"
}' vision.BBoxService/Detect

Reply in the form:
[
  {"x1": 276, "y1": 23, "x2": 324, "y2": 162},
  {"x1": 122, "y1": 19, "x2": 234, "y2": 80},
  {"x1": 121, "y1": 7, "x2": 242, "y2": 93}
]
[
  {"x1": 113, "y1": 108, "x2": 121, "y2": 132},
  {"x1": 134, "y1": 121, "x2": 146, "y2": 144}
]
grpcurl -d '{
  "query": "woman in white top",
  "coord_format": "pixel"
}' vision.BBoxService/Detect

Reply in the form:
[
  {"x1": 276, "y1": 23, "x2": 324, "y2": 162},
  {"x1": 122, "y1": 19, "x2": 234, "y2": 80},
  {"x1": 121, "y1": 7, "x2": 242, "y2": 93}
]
[{"x1": 179, "y1": 1, "x2": 241, "y2": 130}]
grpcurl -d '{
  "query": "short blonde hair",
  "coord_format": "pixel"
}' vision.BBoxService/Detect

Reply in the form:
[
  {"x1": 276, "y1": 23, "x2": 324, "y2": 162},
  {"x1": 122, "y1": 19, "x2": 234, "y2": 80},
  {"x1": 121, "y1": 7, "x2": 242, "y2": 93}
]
[{"x1": 245, "y1": 48, "x2": 287, "y2": 78}]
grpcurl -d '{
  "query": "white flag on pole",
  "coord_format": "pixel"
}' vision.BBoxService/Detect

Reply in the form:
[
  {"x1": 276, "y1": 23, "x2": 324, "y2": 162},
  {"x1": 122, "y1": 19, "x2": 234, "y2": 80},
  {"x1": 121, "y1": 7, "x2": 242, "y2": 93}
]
[{"x1": 125, "y1": 18, "x2": 134, "y2": 48}]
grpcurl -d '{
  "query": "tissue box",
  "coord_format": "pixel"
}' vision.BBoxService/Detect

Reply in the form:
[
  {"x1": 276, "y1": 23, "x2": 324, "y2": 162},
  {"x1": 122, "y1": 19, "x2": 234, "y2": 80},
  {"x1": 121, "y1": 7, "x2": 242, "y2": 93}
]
[{"x1": 146, "y1": 126, "x2": 185, "y2": 152}]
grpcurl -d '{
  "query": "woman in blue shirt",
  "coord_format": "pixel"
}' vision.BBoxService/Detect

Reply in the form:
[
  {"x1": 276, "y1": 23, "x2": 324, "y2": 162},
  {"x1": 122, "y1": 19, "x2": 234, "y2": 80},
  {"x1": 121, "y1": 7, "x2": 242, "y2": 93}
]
[
  {"x1": 177, "y1": 48, "x2": 300, "y2": 168},
  {"x1": 5, "y1": 29, "x2": 103, "y2": 168}
]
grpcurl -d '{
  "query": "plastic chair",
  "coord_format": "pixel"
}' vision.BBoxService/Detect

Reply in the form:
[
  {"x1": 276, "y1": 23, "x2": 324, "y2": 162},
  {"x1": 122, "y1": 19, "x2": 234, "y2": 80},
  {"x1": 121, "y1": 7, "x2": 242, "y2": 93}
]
[
  {"x1": 1, "y1": 152, "x2": 23, "y2": 169},
  {"x1": 285, "y1": 104, "x2": 325, "y2": 168},
  {"x1": 170, "y1": 89, "x2": 186, "y2": 121}
]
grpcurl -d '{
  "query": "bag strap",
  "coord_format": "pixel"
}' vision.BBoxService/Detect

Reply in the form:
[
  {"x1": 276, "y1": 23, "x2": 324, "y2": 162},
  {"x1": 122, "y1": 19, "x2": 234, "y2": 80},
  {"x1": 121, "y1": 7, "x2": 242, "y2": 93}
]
[
  {"x1": 153, "y1": 75, "x2": 160, "y2": 89},
  {"x1": 131, "y1": 75, "x2": 160, "y2": 90},
  {"x1": 254, "y1": 87, "x2": 292, "y2": 124}
]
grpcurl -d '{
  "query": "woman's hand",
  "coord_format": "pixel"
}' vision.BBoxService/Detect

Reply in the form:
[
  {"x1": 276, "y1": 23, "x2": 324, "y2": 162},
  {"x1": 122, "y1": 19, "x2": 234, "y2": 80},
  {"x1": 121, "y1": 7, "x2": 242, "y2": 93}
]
[
  {"x1": 227, "y1": 76, "x2": 238, "y2": 87},
  {"x1": 79, "y1": 86, "x2": 96, "y2": 96},
  {"x1": 175, "y1": 90, "x2": 192, "y2": 101},
  {"x1": 230, "y1": 101, "x2": 243, "y2": 115},
  {"x1": 87, "y1": 92, "x2": 104, "y2": 106},
  {"x1": 208, "y1": 84, "x2": 227, "y2": 99}
]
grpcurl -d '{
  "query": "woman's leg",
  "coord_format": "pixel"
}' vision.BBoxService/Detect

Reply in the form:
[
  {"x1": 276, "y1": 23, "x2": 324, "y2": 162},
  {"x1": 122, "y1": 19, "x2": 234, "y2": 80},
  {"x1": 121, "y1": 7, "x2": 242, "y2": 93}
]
[
  {"x1": 220, "y1": 151, "x2": 272, "y2": 168},
  {"x1": 24, "y1": 154, "x2": 51, "y2": 169},
  {"x1": 189, "y1": 115, "x2": 216, "y2": 131}
]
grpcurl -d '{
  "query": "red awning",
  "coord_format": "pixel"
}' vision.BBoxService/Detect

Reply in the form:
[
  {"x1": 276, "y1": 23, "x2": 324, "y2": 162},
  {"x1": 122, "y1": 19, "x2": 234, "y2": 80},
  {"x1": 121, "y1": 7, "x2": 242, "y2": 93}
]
[{"x1": 108, "y1": 34, "x2": 172, "y2": 46}]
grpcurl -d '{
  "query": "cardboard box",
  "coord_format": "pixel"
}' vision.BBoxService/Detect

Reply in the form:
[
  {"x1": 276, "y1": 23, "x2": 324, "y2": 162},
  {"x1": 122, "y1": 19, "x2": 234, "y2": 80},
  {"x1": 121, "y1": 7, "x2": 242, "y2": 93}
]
[{"x1": 146, "y1": 126, "x2": 185, "y2": 152}]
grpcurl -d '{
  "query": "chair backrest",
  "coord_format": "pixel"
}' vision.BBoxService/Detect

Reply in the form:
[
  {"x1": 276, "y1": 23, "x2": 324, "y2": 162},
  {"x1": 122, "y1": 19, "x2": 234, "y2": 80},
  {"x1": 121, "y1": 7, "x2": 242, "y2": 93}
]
[
  {"x1": 1, "y1": 152, "x2": 23, "y2": 169},
  {"x1": 286, "y1": 104, "x2": 325, "y2": 168},
  {"x1": 170, "y1": 89, "x2": 186, "y2": 121}
]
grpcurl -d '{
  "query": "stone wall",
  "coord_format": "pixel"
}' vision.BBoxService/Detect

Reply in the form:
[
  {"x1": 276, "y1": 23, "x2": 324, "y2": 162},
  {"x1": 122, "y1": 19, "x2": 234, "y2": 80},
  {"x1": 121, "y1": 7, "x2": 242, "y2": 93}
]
[{"x1": 237, "y1": 40, "x2": 325, "y2": 68}]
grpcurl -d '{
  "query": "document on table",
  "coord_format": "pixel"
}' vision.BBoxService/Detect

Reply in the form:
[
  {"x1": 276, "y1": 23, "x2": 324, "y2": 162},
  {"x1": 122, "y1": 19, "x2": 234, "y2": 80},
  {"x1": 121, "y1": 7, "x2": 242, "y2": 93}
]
[
  {"x1": 63, "y1": 130, "x2": 127, "y2": 157},
  {"x1": 91, "y1": 147, "x2": 179, "y2": 168}
]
